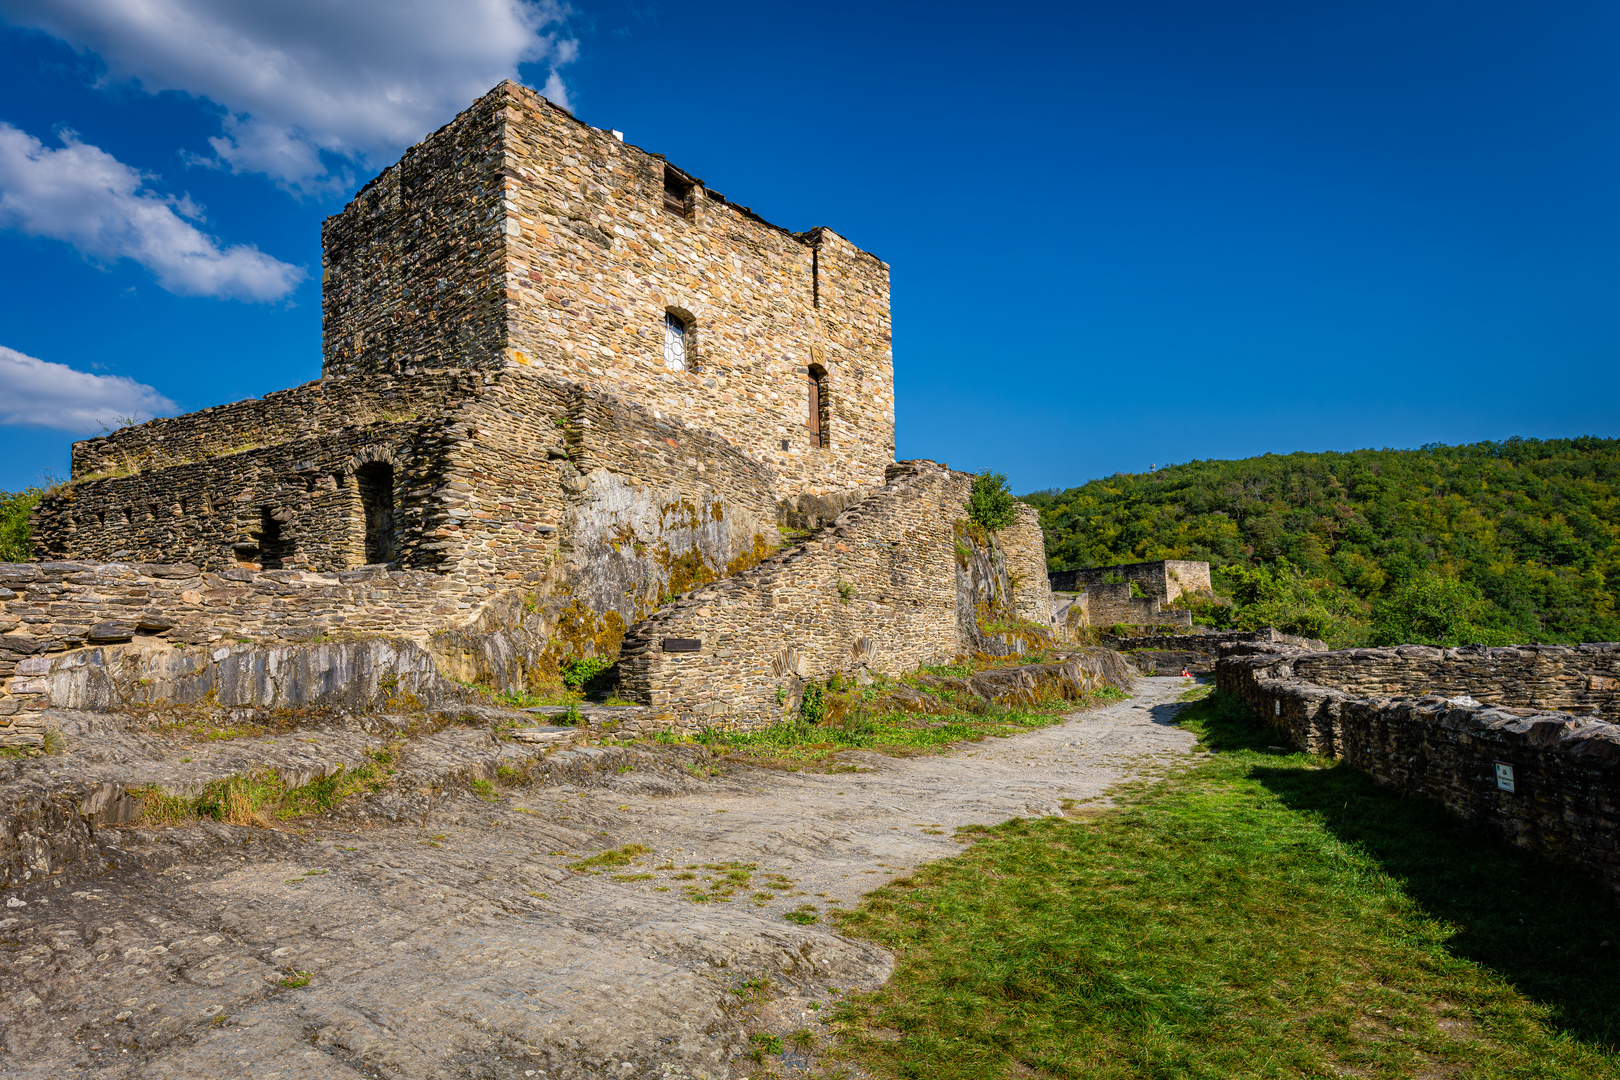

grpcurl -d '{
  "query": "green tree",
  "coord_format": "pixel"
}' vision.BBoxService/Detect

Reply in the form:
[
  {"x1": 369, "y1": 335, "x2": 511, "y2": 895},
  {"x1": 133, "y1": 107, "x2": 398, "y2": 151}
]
[
  {"x1": 1215, "y1": 560, "x2": 1367, "y2": 647},
  {"x1": 0, "y1": 487, "x2": 41, "y2": 563},
  {"x1": 967, "y1": 470, "x2": 1018, "y2": 532},
  {"x1": 1369, "y1": 571, "x2": 1508, "y2": 647}
]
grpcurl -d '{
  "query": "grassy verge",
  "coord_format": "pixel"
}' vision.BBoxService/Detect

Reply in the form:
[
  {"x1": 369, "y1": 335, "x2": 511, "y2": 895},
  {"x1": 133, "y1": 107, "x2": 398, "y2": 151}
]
[
  {"x1": 823, "y1": 690, "x2": 1620, "y2": 1079},
  {"x1": 675, "y1": 674, "x2": 1127, "y2": 771}
]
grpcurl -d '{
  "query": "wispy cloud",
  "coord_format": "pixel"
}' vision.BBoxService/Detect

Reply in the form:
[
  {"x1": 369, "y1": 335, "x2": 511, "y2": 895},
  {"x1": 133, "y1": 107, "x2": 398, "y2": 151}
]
[
  {"x1": 0, "y1": 124, "x2": 305, "y2": 300},
  {"x1": 0, "y1": 0, "x2": 579, "y2": 194},
  {"x1": 0, "y1": 345, "x2": 176, "y2": 431}
]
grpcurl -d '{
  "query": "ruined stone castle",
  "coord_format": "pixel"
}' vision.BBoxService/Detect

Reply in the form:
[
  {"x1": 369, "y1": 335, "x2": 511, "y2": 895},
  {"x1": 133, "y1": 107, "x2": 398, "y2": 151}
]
[{"x1": 2, "y1": 81, "x2": 1054, "y2": 729}]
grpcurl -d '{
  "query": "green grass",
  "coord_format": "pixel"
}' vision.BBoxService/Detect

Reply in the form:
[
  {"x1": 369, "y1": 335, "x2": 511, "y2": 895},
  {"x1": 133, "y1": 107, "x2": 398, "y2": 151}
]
[
  {"x1": 691, "y1": 688, "x2": 1123, "y2": 770},
  {"x1": 567, "y1": 843, "x2": 650, "y2": 873},
  {"x1": 827, "y1": 690, "x2": 1620, "y2": 1079},
  {"x1": 132, "y1": 751, "x2": 396, "y2": 826}
]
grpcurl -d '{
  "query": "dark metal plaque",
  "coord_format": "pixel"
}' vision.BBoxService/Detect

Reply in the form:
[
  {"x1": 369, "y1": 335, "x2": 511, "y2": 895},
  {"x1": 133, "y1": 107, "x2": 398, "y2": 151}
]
[{"x1": 661, "y1": 637, "x2": 702, "y2": 653}]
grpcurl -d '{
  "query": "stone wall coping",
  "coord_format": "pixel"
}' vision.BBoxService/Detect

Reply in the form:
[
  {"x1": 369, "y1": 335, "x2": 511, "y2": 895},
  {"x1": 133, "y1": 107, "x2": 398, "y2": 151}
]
[{"x1": 1227, "y1": 645, "x2": 1620, "y2": 764}]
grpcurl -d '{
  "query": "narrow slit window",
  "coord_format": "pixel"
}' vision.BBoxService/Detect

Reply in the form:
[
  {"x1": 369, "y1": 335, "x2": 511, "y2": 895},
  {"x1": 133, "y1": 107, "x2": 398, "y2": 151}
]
[
  {"x1": 663, "y1": 167, "x2": 693, "y2": 217},
  {"x1": 808, "y1": 364, "x2": 829, "y2": 448},
  {"x1": 664, "y1": 312, "x2": 688, "y2": 371}
]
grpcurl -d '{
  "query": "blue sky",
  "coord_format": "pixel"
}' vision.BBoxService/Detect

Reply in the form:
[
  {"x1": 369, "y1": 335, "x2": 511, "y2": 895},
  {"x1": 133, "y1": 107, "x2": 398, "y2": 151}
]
[{"x1": 1, "y1": 1, "x2": 1617, "y2": 495}]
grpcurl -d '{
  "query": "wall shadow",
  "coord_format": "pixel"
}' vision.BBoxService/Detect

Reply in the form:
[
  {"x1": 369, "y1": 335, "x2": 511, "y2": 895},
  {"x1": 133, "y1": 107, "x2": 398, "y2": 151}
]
[{"x1": 1199, "y1": 696, "x2": 1620, "y2": 1050}]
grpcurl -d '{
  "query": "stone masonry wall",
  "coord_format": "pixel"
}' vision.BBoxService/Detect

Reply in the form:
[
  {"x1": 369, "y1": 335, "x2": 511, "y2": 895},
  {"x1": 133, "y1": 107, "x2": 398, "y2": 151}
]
[
  {"x1": 435, "y1": 369, "x2": 783, "y2": 650},
  {"x1": 320, "y1": 94, "x2": 507, "y2": 377},
  {"x1": 613, "y1": 461, "x2": 1049, "y2": 728},
  {"x1": 0, "y1": 561, "x2": 489, "y2": 727},
  {"x1": 998, "y1": 505, "x2": 1056, "y2": 635},
  {"x1": 320, "y1": 81, "x2": 895, "y2": 499},
  {"x1": 34, "y1": 419, "x2": 456, "y2": 573},
  {"x1": 1217, "y1": 644, "x2": 1620, "y2": 898},
  {"x1": 496, "y1": 81, "x2": 893, "y2": 498}
]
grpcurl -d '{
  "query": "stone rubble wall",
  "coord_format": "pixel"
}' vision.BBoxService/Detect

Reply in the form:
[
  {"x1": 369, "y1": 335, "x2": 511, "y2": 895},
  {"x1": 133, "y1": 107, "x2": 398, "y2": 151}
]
[
  {"x1": 612, "y1": 461, "x2": 1050, "y2": 729},
  {"x1": 495, "y1": 80, "x2": 894, "y2": 498},
  {"x1": 35, "y1": 419, "x2": 455, "y2": 573},
  {"x1": 1049, "y1": 558, "x2": 1211, "y2": 602},
  {"x1": 1062, "y1": 584, "x2": 1193, "y2": 631},
  {"x1": 1217, "y1": 643, "x2": 1620, "y2": 897},
  {"x1": 998, "y1": 506, "x2": 1056, "y2": 634},
  {"x1": 0, "y1": 561, "x2": 495, "y2": 733}
]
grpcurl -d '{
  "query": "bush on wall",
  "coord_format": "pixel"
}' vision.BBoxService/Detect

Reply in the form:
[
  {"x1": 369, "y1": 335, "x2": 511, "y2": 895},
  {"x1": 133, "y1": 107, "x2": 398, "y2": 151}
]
[{"x1": 967, "y1": 470, "x2": 1018, "y2": 532}]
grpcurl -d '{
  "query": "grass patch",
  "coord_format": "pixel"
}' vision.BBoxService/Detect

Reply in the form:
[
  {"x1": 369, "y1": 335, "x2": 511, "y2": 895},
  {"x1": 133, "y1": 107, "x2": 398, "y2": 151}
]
[
  {"x1": 827, "y1": 690, "x2": 1620, "y2": 1079},
  {"x1": 567, "y1": 843, "x2": 650, "y2": 873},
  {"x1": 131, "y1": 750, "x2": 396, "y2": 826}
]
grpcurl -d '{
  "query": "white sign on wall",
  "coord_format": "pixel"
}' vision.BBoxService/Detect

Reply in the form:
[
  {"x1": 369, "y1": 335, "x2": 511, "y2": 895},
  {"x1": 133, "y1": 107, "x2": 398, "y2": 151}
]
[{"x1": 1494, "y1": 762, "x2": 1516, "y2": 793}]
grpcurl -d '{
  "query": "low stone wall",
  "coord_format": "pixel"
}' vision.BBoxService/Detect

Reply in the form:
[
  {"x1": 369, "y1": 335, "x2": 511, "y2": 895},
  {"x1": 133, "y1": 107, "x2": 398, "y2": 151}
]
[
  {"x1": 1218, "y1": 643, "x2": 1620, "y2": 898},
  {"x1": 1288, "y1": 644, "x2": 1620, "y2": 719}
]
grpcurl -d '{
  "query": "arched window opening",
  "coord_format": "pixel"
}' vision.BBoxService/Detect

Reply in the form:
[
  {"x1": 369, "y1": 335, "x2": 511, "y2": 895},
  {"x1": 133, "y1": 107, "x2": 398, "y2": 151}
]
[
  {"x1": 357, "y1": 462, "x2": 396, "y2": 565},
  {"x1": 807, "y1": 364, "x2": 829, "y2": 449},
  {"x1": 664, "y1": 312, "x2": 689, "y2": 372}
]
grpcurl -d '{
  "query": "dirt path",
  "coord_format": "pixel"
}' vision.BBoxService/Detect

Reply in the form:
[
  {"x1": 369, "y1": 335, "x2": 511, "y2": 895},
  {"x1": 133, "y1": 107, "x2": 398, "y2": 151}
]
[{"x1": 0, "y1": 677, "x2": 1199, "y2": 1080}]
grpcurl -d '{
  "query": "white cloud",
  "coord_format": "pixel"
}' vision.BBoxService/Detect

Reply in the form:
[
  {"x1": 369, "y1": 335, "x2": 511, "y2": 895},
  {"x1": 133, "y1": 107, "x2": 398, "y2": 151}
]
[
  {"x1": 0, "y1": 0, "x2": 579, "y2": 193},
  {"x1": 0, "y1": 124, "x2": 305, "y2": 300},
  {"x1": 0, "y1": 345, "x2": 176, "y2": 432}
]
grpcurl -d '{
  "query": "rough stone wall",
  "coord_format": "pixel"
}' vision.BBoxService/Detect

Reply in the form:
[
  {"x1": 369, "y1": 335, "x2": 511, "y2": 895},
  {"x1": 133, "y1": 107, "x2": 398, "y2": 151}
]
[
  {"x1": 1218, "y1": 644, "x2": 1620, "y2": 897},
  {"x1": 35, "y1": 372, "x2": 483, "y2": 571},
  {"x1": 321, "y1": 94, "x2": 507, "y2": 377},
  {"x1": 1079, "y1": 584, "x2": 1193, "y2": 629},
  {"x1": 998, "y1": 505, "x2": 1055, "y2": 634},
  {"x1": 612, "y1": 461, "x2": 1048, "y2": 728},
  {"x1": 34, "y1": 420, "x2": 455, "y2": 573},
  {"x1": 436, "y1": 369, "x2": 783, "y2": 651},
  {"x1": 319, "y1": 81, "x2": 895, "y2": 499}
]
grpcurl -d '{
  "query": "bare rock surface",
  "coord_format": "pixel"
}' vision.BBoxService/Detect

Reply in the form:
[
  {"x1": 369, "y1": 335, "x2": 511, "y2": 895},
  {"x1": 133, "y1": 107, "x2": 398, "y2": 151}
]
[{"x1": 0, "y1": 677, "x2": 1199, "y2": 1079}]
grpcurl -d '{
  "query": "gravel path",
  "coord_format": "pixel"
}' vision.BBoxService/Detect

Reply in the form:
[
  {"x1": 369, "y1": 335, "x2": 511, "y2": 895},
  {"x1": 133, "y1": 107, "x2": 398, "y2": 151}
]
[{"x1": 0, "y1": 677, "x2": 1200, "y2": 1080}]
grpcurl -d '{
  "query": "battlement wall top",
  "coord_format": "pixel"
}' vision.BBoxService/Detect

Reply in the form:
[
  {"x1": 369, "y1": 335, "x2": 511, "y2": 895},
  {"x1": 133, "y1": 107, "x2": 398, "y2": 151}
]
[{"x1": 67, "y1": 370, "x2": 484, "y2": 480}]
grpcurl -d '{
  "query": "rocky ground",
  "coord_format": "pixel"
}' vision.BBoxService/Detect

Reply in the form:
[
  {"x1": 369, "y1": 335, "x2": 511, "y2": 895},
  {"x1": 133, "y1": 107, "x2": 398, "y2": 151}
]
[{"x1": 0, "y1": 677, "x2": 1199, "y2": 1079}]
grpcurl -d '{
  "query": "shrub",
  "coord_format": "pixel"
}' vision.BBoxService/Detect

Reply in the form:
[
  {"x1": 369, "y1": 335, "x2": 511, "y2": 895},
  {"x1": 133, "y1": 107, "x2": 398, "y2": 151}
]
[
  {"x1": 0, "y1": 487, "x2": 41, "y2": 562},
  {"x1": 966, "y1": 470, "x2": 1017, "y2": 532},
  {"x1": 800, "y1": 681, "x2": 827, "y2": 724},
  {"x1": 560, "y1": 655, "x2": 613, "y2": 691}
]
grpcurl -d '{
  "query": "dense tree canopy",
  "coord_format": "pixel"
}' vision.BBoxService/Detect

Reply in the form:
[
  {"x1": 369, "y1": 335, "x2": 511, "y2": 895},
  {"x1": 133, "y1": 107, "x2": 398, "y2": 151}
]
[{"x1": 1022, "y1": 437, "x2": 1620, "y2": 646}]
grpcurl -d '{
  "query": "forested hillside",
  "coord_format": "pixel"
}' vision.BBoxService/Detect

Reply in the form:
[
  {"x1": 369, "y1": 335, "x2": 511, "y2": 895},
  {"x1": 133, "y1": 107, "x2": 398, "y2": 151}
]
[{"x1": 1022, "y1": 437, "x2": 1620, "y2": 647}]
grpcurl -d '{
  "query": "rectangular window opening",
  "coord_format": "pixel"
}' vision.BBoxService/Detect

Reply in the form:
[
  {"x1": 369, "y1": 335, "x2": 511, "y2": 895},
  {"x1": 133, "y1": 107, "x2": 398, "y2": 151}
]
[{"x1": 663, "y1": 167, "x2": 693, "y2": 217}]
